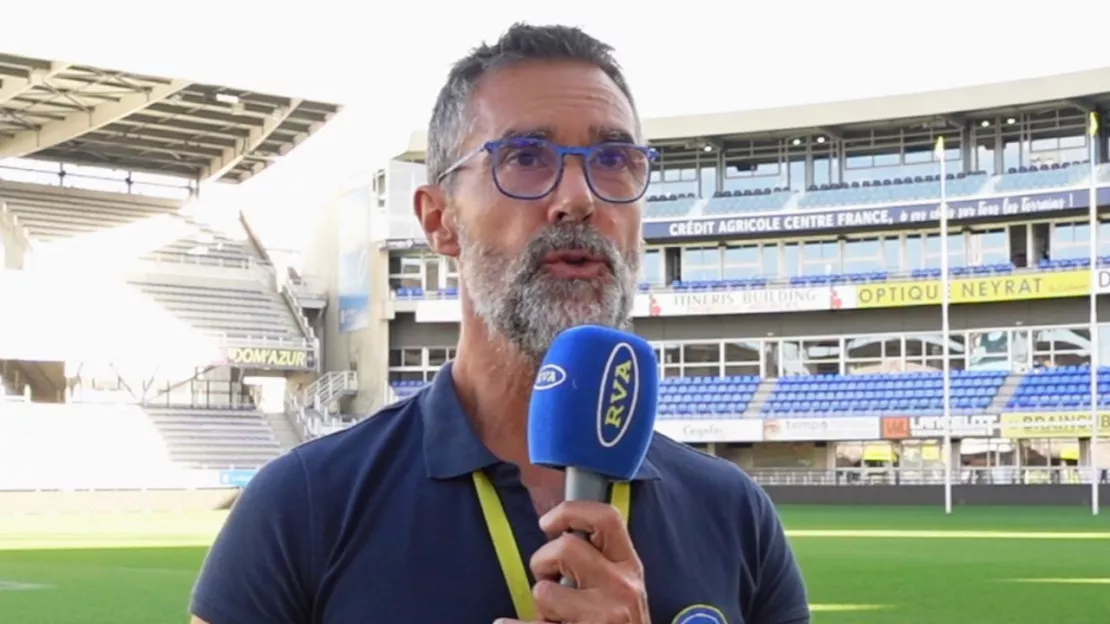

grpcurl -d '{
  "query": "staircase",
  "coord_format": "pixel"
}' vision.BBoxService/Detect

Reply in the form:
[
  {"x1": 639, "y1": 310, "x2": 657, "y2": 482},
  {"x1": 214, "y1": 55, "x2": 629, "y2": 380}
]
[
  {"x1": 987, "y1": 372, "x2": 1024, "y2": 412},
  {"x1": 743, "y1": 378, "x2": 779, "y2": 417},
  {"x1": 287, "y1": 371, "x2": 359, "y2": 439},
  {"x1": 263, "y1": 411, "x2": 303, "y2": 451}
]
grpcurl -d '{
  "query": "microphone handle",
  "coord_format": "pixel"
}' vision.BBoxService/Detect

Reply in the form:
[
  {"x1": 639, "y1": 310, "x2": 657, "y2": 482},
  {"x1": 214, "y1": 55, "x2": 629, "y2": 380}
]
[{"x1": 560, "y1": 466, "x2": 610, "y2": 588}]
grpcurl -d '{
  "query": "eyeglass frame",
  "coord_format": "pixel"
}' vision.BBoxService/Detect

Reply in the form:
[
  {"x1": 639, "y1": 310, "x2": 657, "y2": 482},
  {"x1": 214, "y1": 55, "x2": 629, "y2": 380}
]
[{"x1": 435, "y1": 137, "x2": 660, "y2": 204}]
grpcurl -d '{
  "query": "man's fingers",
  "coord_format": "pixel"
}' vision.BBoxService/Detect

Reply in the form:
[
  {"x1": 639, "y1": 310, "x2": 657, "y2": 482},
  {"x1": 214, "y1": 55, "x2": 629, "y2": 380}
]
[
  {"x1": 531, "y1": 579, "x2": 625, "y2": 623},
  {"x1": 530, "y1": 531, "x2": 615, "y2": 587},
  {"x1": 539, "y1": 500, "x2": 635, "y2": 564}
]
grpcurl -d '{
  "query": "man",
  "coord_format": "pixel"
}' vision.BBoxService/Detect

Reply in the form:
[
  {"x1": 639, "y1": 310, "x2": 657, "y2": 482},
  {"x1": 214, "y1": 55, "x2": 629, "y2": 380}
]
[{"x1": 189, "y1": 23, "x2": 810, "y2": 624}]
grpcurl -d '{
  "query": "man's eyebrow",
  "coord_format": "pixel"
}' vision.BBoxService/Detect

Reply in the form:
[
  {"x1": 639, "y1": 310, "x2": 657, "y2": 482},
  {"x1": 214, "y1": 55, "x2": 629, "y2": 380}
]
[
  {"x1": 591, "y1": 124, "x2": 635, "y2": 144},
  {"x1": 498, "y1": 127, "x2": 554, "y2": 141},
  {"x1": 495, "y1": 125, "x2": 637, "y2": 144}
]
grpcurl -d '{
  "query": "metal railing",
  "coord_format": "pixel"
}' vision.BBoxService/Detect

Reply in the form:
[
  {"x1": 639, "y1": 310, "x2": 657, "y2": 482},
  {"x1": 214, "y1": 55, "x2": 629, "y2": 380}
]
[
  {"x1": 140, "y1": 250, "x2": 259, "y2": 271},
  {"x1": 211, "y1": 333, "x2": 318, "y2": 350},
  {"x1": 308, "y1": 371, "x2": 358, "y2": 412},
  {"x1": 286, "y1": 371, "x2": 359, "y2": 439},
  {"x1": 747, "y1": 466, "x2": 1110, "y2": 486}
]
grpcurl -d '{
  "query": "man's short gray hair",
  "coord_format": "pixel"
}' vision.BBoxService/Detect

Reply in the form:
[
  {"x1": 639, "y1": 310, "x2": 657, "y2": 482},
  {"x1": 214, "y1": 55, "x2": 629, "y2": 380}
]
[{"x1": 425, "y1": 23, "x2": 640, "y2": 185}]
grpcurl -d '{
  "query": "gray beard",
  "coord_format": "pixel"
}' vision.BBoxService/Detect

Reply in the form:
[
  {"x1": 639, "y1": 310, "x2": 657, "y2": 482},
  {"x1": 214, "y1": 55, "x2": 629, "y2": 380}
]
[{"x1": 458, "y1": 222, "x2": 639, "y2": 362}]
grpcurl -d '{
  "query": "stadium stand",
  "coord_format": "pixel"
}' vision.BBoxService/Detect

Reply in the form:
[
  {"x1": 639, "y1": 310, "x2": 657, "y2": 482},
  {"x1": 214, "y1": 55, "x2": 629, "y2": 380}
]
[
  {"x1": 312, "y1": 67, "x2": 1110, "y2": 500},
  {"x1": 0, "y1": 54, "x2": 342, "y2": 506},
  {"x1": 143, "y1": 406, "x2": 283, "y2": 468}
]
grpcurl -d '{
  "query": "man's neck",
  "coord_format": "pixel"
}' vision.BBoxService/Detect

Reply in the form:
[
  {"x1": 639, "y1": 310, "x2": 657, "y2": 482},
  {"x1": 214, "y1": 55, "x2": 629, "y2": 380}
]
[
  {"x1": 451, "y1": 324, "x2": 536, "y2": 466},
  {"x1": 451, "y1": 319, "x2": 566, "y2": 511}
]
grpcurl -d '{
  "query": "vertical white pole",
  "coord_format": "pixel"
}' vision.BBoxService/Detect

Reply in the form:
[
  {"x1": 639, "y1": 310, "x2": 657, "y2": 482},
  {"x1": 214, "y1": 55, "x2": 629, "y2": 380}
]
[
  {"x1": 1088, "y1": 111, "x2": 1101, "y2": 516},
  {"x1": 938, "y1": 136, "x2": 953, "y2": 515}
]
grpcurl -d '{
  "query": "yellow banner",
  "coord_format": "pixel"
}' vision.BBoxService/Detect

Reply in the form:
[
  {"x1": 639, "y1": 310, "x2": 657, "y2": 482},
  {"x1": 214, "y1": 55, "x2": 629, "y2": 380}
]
[
  {"x1": 224, "y1": 346, "x2": 316, "y2": 370},
  {"x1": 855, "y1": 270, "x2": 1089, "y2": 309},
  {"x1": 1000, "y1": 411, "x2": 1110, "y2": 439}
]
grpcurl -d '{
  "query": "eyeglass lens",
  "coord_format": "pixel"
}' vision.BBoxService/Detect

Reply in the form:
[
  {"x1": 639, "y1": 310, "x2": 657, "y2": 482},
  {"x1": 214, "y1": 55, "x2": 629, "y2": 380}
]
[{"x1": 491, "y1": 139, "x2": 650, "y2": 202}]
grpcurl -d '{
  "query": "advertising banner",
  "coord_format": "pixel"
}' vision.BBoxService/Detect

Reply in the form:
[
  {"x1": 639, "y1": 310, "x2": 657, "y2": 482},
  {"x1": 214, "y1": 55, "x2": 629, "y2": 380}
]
[
  {"x1": 906, "y1": 414, "x2": 999, "y2": 438},
  {"x1": 412, "y1": 285, "x2": 858, "y2": 323},
  {"x1": 218, "y1": 469, "x2": 258, "y2": 488},
  {"x1": 336, "y1": 185, "x2": 373, "y2": 333},
  {"x1": 642, "y1": 187, "x2": 1107, "y2": 242},
  {"x1": 1000, "y1": 411, "x2": 1110, "y2": 439},
  {"x1": 639, "y1": 285, "x2": 856, "y2": 317},
  {"x1": 223, "y1": 346, "x2": 316, "y2": 371},
  {"x1": 880, "y1": 416, "x2": 911, "y2": 440},
  {"x1": 762, "y1": 416, "x2": 880, "y2": 442},
  {"x1": 1096, "y1": 268, "x2": 1110, "y2": 294},
  {"x1": 855, "y1": 270, "x2": 1089, "y2": 309},
  {"x1": 654, "y1": 418, "x2": 763, "y2": 443}
]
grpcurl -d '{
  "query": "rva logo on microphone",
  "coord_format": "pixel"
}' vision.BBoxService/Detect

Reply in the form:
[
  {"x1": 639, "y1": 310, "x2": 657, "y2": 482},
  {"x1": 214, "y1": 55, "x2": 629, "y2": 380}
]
[
  {"x1": 534, "y1": 364, "x2": 567, "y2": 391},
  {"x1": 596, "y1": 342, "x2": 638, "y2": 448}
]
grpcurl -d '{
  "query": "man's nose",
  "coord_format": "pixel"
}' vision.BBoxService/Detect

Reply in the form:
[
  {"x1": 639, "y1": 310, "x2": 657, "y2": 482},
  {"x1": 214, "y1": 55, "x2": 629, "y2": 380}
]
[{"x1": 546, "y1": 156, "x2": 595, "y2": 224}]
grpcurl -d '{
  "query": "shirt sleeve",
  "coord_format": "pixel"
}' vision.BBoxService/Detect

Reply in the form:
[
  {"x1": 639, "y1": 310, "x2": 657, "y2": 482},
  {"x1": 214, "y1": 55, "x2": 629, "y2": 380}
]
[
  {"x1": 746, "y1": 483, "x2": 811, "y2": 624},
  {"x1": 189, "y1": 449, "x2": 316, "y2": 624}
]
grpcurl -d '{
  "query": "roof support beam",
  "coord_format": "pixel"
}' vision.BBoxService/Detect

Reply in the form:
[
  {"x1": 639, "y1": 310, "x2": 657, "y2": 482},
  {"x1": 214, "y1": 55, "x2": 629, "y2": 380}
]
[
  {"x1": 0, "y1": 62, "x2": 70, "y2": 107},
  {"x1": 1064, "y1": 98, "x2": 1094, "y2": 114},
  {"x1": 198, "y1": 99, "x2": 304, "y2": 184},
  {"x1": 0, "y1": 79, "x2": 189, "y2": 159},
  {"x1": 939, "y1": 114, "x2": 967, "y2": 128}
]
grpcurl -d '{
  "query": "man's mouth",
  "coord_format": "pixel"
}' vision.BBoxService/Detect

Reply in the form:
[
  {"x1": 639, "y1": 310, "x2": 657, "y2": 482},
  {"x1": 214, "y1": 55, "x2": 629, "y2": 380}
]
[{"x1": 541, "y1": 250, "x2": 610, "y2": 279}]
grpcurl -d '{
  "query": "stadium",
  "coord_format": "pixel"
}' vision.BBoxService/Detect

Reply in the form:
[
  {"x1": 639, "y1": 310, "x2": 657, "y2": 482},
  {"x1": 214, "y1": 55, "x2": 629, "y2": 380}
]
[{"x1": 2, "y1": 51, "x2": 1109, "y2": 623}]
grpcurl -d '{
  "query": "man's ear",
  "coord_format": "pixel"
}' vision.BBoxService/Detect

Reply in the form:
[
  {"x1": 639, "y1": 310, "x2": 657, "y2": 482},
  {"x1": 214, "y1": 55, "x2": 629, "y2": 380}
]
[{"x1": 413, "y1": 184, "x2": 460, "y2": 258}]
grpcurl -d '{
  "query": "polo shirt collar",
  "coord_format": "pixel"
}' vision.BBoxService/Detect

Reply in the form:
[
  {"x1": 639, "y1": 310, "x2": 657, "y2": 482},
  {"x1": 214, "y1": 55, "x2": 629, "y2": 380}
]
[{"x1": 420, "y1": 363, "x2": 661, "y2": 481}]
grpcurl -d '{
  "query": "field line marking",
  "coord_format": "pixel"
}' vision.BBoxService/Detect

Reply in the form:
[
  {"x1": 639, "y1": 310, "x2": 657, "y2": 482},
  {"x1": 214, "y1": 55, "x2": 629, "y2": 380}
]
[
  {"x1": 786, "y1": 529, "x2": 1110, "y2": 539},
  {"x1": 998, "y1": 578, "x2": 1110, "y2": 585},
  {"x1": 0, "y1": 580, "x2": 51, "y2": 592}
]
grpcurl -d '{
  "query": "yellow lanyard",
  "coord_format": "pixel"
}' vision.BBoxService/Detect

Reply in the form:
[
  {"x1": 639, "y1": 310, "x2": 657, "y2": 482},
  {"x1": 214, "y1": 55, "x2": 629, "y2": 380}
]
[{"x1": 472, "y1": 471, "x2": 631, "y2": 621}]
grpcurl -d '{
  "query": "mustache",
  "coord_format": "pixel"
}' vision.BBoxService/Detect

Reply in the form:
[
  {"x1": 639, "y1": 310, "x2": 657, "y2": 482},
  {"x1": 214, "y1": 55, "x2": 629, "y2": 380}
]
[{"x1": 519, "y1": 224, "x2": 622, "y2": 275}]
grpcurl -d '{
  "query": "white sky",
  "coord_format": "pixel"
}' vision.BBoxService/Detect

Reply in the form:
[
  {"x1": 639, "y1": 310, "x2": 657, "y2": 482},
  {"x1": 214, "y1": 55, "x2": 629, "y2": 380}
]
[{"x1": 2, "y1": 0, "x2": 1105, "y2": 251}]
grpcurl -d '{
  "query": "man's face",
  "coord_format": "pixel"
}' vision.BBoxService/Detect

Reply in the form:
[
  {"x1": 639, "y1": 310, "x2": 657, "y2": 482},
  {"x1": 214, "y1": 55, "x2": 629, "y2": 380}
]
[{"x1": 449, "y1": 60, "x2": 643, "y2": 360}]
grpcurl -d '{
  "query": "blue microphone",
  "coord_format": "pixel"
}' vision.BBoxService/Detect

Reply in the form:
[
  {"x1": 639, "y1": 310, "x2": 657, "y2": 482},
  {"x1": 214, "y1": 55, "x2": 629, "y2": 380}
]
[{"x1": 528, "y1": 325, "x2": 658, "y2": 588}]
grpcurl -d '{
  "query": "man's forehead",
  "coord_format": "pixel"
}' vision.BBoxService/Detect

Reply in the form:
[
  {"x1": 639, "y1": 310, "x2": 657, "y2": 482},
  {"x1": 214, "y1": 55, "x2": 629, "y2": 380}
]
[{"x1": 469, "y1": 61, "x2": 640, "y2": 144}]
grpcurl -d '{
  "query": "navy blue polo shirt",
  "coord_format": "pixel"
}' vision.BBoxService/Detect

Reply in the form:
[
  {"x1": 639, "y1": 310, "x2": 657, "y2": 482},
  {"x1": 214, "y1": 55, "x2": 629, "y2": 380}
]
[{"x1": 190, "y1": 364, "x2": 810, "y2": 624}]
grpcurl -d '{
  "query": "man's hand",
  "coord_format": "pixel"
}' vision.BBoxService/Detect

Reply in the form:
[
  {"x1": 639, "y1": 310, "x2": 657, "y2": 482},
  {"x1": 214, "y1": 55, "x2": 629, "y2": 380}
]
[{"x1": 496, "y1": 500, "x2": 650, "y2": 624}]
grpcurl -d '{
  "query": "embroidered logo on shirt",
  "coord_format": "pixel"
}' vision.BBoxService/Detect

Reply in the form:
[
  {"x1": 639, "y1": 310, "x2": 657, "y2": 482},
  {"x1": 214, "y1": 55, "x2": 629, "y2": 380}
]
[{"x1": 671, "y1": 604, "x2": 728, "y2": 624}]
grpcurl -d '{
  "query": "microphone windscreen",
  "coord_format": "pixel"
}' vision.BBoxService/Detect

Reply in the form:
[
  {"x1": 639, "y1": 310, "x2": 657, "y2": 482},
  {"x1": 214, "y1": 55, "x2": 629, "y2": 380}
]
[{"x1": 528, "y1": 325, "x2": 658, "y2": 481}]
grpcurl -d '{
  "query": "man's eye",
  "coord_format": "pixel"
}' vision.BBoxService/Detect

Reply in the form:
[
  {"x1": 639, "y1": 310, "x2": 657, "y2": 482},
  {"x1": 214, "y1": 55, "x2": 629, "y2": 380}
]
[{"x1": 593, "y1": 149, "x2": 628, "y2": 169}]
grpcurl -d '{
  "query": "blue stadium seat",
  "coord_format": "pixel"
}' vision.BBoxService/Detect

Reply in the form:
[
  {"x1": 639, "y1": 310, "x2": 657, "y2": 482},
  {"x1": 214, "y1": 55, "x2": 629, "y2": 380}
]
[
  {"x1": 644, "y1": 194, "x2": 698, "y2": 219},
  {"x1": 702, "y1": 189, "x2": 793, "y2": 215},
  {"x1": 995, "y1": 162, "x2": 1088, "y2": 192},
  {"x1": 1006, "y1": 364, "x2": 1110, "y2": 410},
  {"x1": 796, "y1": 172, "x2": 989, "y2": 209},
  {"x1": 761, "y1": 369, "x2": 1008, "y2": 417},
  {"x1": 656, "y1": 374, "x2": 761, "y2": 420}
]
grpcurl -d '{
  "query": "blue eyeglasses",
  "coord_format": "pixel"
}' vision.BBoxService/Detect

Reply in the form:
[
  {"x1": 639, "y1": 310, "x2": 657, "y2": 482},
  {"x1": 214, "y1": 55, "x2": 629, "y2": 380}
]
[{"x1": 437, "y1": 137, "x2": 659, "y2": 204}]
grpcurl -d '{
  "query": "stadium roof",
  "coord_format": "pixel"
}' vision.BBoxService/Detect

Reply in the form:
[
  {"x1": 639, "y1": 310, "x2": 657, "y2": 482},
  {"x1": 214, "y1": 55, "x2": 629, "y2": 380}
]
[
  {"x1": 0, "y1": 53, "x2": 342, "y2": 184},
  {"x1": 395, "y1": 65, "x2": 1110, "y2": 160}
]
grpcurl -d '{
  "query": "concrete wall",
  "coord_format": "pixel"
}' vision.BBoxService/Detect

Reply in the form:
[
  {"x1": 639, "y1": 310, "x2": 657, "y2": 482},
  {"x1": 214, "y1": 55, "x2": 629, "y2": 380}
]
[{"x1": 302, "y1": 183, "x2": 391, "y2": 413}]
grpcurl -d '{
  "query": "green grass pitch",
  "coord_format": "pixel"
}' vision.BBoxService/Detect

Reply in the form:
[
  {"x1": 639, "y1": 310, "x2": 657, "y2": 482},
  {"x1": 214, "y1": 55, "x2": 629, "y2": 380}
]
[{"x1": 1, "y1": 505, "x2": 1108, "y2": 623}]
